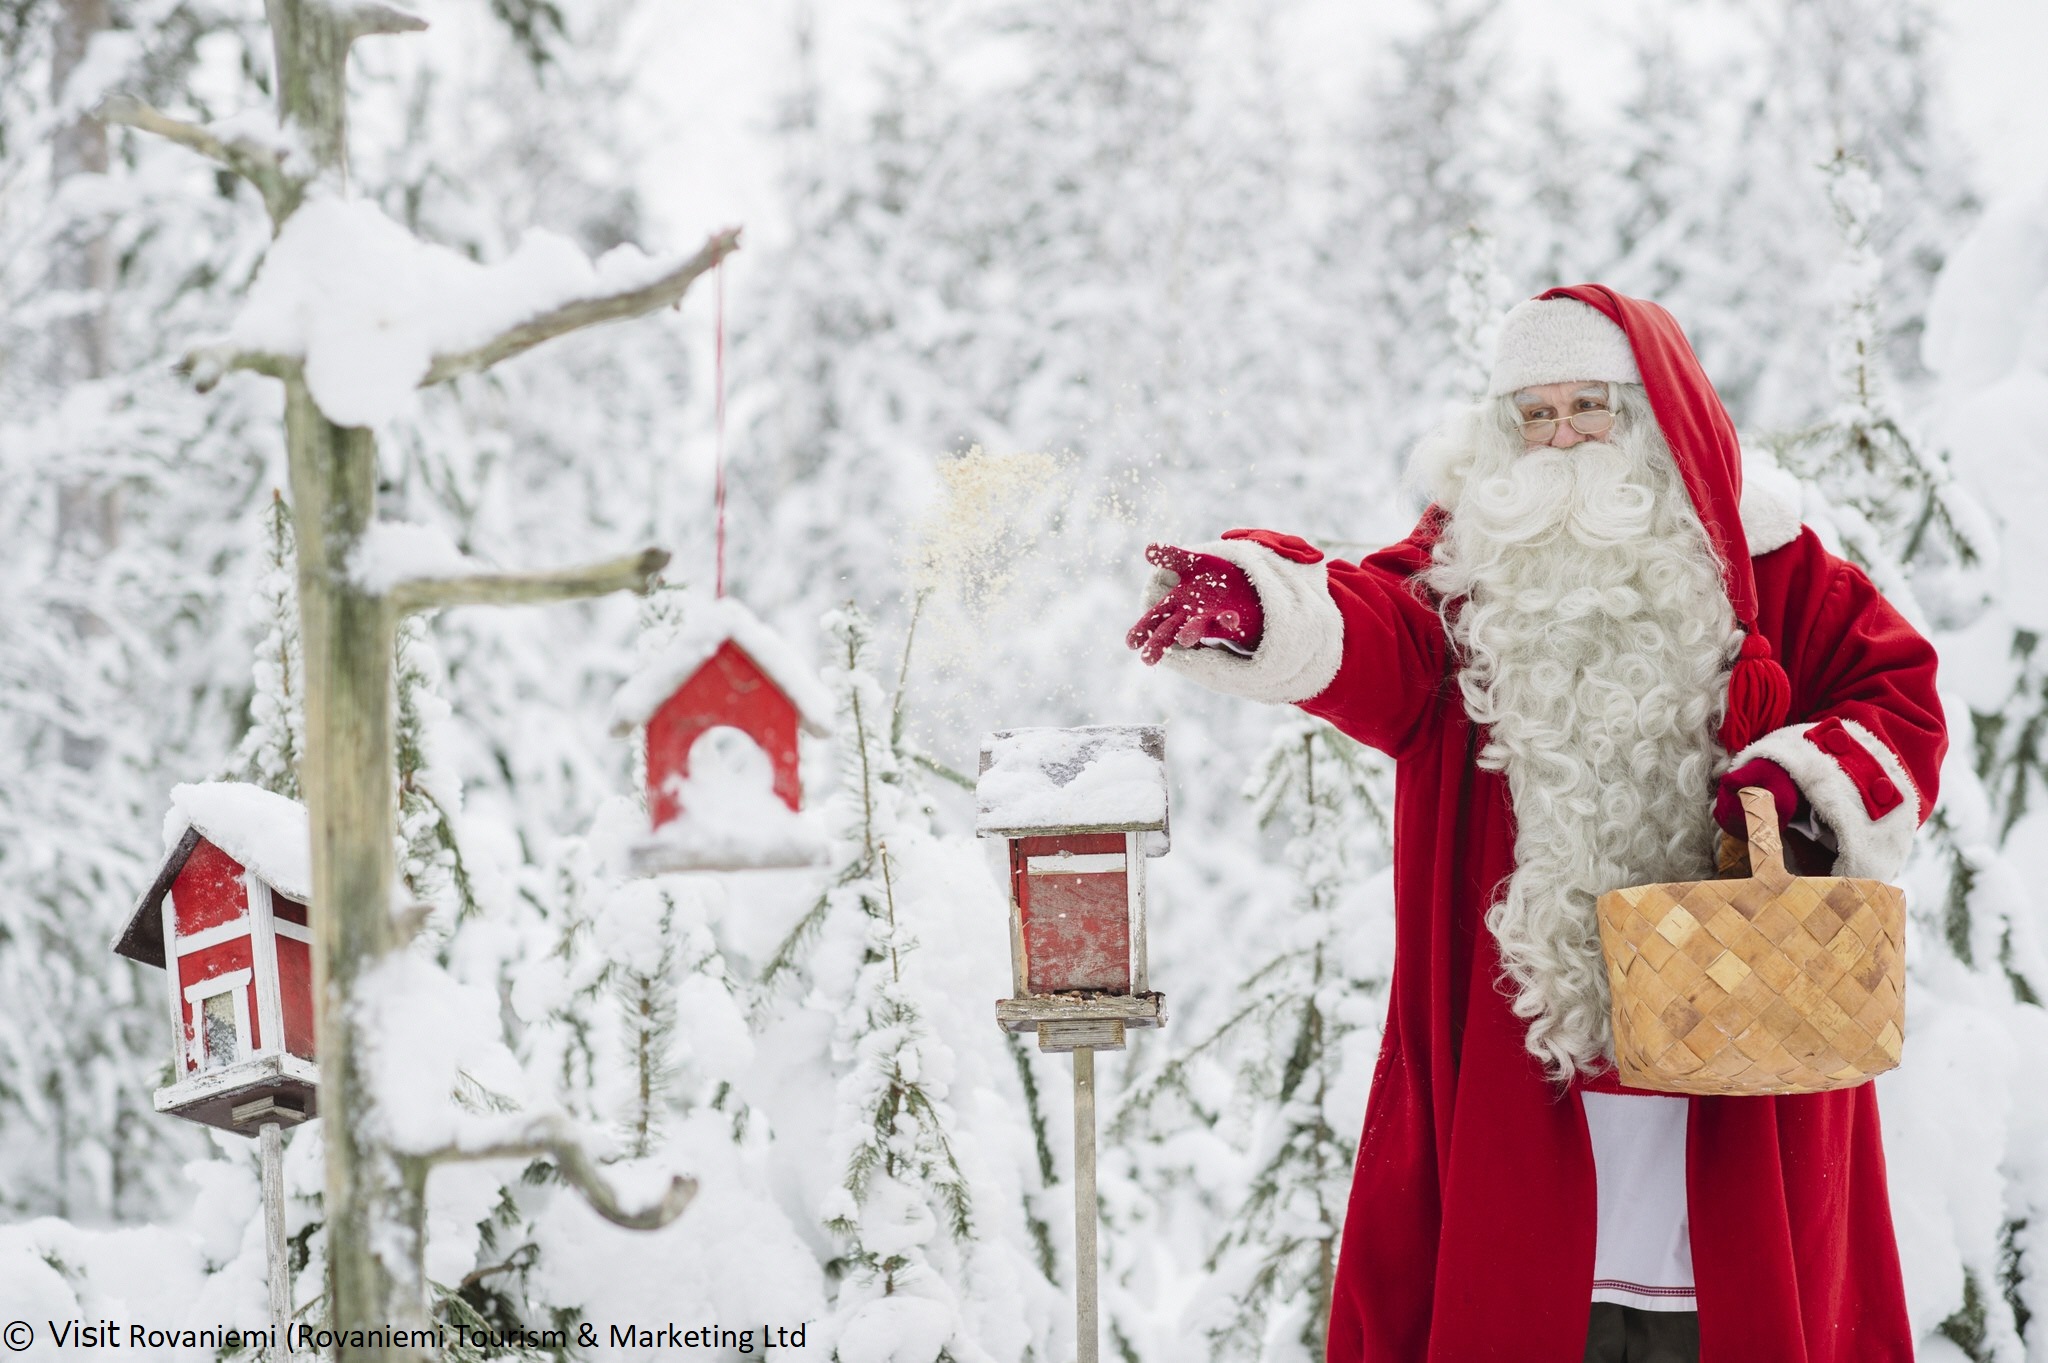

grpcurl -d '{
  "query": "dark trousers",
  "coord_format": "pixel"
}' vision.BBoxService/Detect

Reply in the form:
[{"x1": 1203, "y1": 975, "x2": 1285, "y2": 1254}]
[{"x1": 1582, "y1": 1304, "x2": 1700, "y2": 1363}]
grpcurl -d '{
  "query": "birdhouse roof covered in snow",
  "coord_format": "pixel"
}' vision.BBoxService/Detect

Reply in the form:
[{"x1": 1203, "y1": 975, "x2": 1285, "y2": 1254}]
[
  {"x1": 609, "y1": 597, "x2": 835, "y2": 737},
  {"x1": 114, "y1": 781, "x2": 312, "y2": 967},
  {"x1": 975, "y1": 725, "x2": 1169, "y2": 839}
]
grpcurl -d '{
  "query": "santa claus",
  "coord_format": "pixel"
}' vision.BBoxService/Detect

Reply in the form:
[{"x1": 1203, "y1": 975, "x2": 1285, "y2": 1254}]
[{"x1": 1128, "y1": 286, "x2": 1944, "y2": 1363}]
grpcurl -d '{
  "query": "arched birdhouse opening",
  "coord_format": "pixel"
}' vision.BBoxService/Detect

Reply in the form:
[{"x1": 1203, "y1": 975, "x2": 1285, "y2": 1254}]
[
  {"x1": 113, "y1": 782, "x2": 318, "y2": 1135},
  {"x1": 612, "y1": 596, "x2": 833, "y2": 873}
]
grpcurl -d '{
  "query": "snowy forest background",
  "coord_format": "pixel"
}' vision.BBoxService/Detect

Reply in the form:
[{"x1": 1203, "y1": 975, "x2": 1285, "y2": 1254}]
[{"x1": 2, "y1": 0, "x2": 2047, "y2": 1359}]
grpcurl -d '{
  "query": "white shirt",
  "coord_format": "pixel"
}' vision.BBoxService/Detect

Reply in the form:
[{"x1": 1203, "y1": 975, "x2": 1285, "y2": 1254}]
[{"x1": 1582, "y1": 1091, "x2": 1696, "y2": 1312}]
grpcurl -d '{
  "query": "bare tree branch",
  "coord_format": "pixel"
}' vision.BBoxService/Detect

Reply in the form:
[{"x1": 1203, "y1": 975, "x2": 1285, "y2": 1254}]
[
  {"x1": 341, "y1": 1, "x2": 428, "y2": 39},
  {"x1": 421, "y1": 227, "x2": 741, "y2": 387},
  {"x1": 425, "y1": 1115, "x2": 697, "y2": 1231},
  {"x1": 175, "y1": 340, "x2": 298, "y2": 392},
  {"x1": 95, "y1": 95, "x2": 303, "y2": 224},
  {"x1": 385, "y1": 547, "x2": 670, "y2": 615}
]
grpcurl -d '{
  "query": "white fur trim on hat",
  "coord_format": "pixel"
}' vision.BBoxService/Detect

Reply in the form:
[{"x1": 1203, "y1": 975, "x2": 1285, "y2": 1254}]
[
  {"x1": 1727, "y1": 719, "x2": 1920, "y2": 882},
  {"x1": 1489, "y1": 298, "x2": 1641, "y2": 396},
  {"x1": 1139, "y1": 540, "x2": 1343, "y2": 705}
]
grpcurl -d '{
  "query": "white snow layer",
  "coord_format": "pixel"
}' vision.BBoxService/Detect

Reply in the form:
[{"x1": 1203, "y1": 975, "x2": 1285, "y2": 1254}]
[
  {"x1": 220, "y1": 195, "x2": 683, "y2": 427},
  {"x1": 347, "y1": 518, "x2": 481, "y2": 593},
  {"x1": 634, "y1": 727, "x2": 829, "y2": 870},
  {"x1": 162, "y1": 780, "x2": 311, "y2": 900},
  {"x1": 976, "y1": 725, "x2": 1168, "y2": 834},
  {"x1": 1924, "y1": 176, "x2": 2048, "y2": 629},
  {"x1": 610, "y1": 595, "x2": 836, "y2": 734},
  {"x1": 355, "y1": 951, "x2": 534, "y2": 1154}
]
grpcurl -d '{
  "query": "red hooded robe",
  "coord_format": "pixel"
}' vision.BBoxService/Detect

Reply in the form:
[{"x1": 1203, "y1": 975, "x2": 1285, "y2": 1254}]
[{"x1": 1147, "y1": 286, "x2": 1945, "y2": 1362}]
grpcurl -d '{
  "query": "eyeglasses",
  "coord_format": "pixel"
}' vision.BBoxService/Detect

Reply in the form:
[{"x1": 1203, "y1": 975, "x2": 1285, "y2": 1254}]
[{"x1": 1518, "y1": 407, "x2": 1614, "y2": 444}]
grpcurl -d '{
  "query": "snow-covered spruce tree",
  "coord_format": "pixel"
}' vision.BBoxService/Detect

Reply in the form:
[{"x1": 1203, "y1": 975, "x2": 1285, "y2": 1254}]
[
  {"x1": 1106, "y1": 718, "x2": 1391, "y2": 1363},
  {"x1": 1201, "y1": 720, "x2": 1391, "y2": 1363},
  {"x1": 1917, "y1": 184, "x2": 2048, "y2": 1363},
  {"x1": 394, "y1": 613, "x2": 483, "y2": 927},
  {"x1": 482, "y1": 822, "x2": 802, "y2": 1362},
  {"x1": 1754, "y1": 151, "x2": 2045, "y2": 1362},
  {"x1": 1320, "y1": 0, "x2": 1506, "y2": 439},
  {"x1": 230, "y1": 491, "x2": 307, "y2": 801},
  {"x1": 768, "y1": 606, "x2": 983, "y2": 1361},
  {"x1": 734, "y1": 0, "x2": 980, "y2": 629},
  {"x1": 0, "y1": 0, "x2": 281, "y2": 1222},
  {"x1": 1446, "y1": 224, "x2": 1510, "y2": 399}
]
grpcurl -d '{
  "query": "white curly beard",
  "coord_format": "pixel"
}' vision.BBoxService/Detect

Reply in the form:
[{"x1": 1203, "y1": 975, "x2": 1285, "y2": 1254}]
[{"x1": 1417, "y1": 386, "x2": 1739, "y2": 1081}]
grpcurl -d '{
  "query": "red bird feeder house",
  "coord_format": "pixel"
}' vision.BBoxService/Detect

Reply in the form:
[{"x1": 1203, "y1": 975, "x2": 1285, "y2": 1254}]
[
  {"x1": 976, "y1": 725, "x2": 1169, "y2": 1052},
  {"x1": 611, "y1": 596, "x2": 834, "y2": 874},
  {"x1": 112, "y1": 782, "x2": 317, "y2": 1135}
]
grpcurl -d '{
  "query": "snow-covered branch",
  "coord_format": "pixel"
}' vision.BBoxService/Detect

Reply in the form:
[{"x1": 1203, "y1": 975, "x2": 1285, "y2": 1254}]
[
  {"x1": 94, "y1": 96, "x2": 303, "y2": 223},
  {"x1": 384, "y1": 547, "x2": 670, "y2": 614},
  {"x1": 420, "y1": 227, "x2": 741, "y2": 386},
  {"x1": 424, "y1": 1114, "x2": 697, "y2": 1231}
]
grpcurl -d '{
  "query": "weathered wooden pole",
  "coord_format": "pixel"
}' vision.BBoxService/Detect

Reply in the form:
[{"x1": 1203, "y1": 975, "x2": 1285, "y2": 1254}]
[
  {"x1": 282, "y1": 387, "x2": 426, "y2": 1349},
  {"x1": 259, "y1": 5, "x2": 430, "y2": 1349},
  {"x1": 260, "y1": 1121, "x2": 291, "y2": 1360},
  {"x1": 1072, "y1": 1049, "x2": 1099, "y2": 1363}
]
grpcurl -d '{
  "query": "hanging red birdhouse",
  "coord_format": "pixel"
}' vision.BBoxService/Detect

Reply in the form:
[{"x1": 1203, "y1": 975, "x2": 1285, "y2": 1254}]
[
  {"x1": 976, "y1": 725, "x2": 1170, "y2": 1051},
  {"x1": 113, "y1": 782, "x2": 317, "y2": 1135},
  {"x1": 611, "y1": 596, "x2": 834, "y2": 873}
]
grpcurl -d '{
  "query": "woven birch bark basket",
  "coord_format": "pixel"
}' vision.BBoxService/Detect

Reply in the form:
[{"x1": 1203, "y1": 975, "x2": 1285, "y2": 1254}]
[{"x1": 1593, "y1": 786, "x2": 1907, "y2": 1096}]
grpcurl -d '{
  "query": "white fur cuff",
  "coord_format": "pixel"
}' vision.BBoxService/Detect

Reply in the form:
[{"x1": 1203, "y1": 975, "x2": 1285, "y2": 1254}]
[
  {"x1": 1141, "y1": 539, "x2": 1345, "y2": 705},
  {"x1": 1730, "y1": 719, "x2": 1920, "y2": 882}
]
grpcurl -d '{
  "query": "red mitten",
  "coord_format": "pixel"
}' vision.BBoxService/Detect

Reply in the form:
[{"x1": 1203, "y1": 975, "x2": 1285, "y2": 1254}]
[
  {"x1": 1714, "y1": 758, "x2": 1801, "y2": 838},
  {"x1": 1127, "y1": 543, "x2": 1265, "y2": 665}
]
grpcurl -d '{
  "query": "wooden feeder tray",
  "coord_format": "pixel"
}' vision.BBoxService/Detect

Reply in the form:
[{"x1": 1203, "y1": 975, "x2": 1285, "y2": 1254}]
[
  {"x1": 1594, "y1": 787, "x2": 1906, "y2": 1096},
  {"x1": 155, "y1": 1052, "x2": 320, "y2": 1136},
  {"x1": 996, "y1": 992, "x2": 1165, "y2": 1052}
]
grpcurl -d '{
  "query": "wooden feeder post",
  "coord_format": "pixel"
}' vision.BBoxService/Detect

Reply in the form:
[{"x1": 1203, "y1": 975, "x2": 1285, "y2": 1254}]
[
  {"x1": 261, "y1": 1119, "x2": 290, "y2": 1358},
  {"x1": 975, "y1": 725, "x2": 1169, "y2": 1363}
]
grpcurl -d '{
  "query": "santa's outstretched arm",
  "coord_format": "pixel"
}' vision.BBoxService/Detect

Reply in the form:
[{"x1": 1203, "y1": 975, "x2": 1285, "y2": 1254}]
[
  {"x1": 1723, "y1": 538, "x2": 1946, "y2": 882},
  {"x1": 1132, "y1": 527, "x2": 1447, "y2": 758}
]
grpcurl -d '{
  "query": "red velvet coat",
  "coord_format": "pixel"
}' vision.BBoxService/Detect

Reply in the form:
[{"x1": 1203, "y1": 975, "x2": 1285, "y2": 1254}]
[{"x1": 1280, "y1": 519, "x2": 1946, "y2": 1362}]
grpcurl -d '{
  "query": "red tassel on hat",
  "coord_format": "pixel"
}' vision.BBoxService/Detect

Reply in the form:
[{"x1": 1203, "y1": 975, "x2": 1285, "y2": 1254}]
[{"x1": 1720, "y1": 631, "x2": 1791, "y2": 752}]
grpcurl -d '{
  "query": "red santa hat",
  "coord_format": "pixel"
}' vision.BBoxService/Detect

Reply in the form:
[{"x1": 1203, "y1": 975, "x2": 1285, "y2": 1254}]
[{"x1": 1498, "y1": 284, "x2": 1791, "y2": 752}]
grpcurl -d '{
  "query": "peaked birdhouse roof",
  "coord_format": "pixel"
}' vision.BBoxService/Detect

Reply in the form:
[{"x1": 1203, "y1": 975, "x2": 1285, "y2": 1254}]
[
  {"x1": 114, "y1": 782, "x2": 312, "y2": 967},
  {"x1": 609, "y1": 596, "x2": 835, "y2": 737},
  {"x1": 976, "y1": 725, "x2": 1169, "y2": 839}
]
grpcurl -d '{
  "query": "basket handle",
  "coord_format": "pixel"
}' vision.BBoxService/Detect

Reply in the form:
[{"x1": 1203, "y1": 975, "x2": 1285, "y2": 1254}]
[{"x1": 1732, "y1": 784, "x2": 1794, "y2": 891}]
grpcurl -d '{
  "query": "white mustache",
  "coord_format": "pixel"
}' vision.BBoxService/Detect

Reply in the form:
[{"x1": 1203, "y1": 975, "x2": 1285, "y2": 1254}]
[{"x1": 1465, "y1": 441, "x2": 1660, "y2": 550}]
